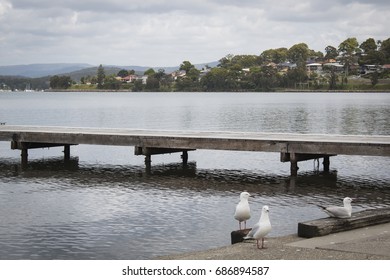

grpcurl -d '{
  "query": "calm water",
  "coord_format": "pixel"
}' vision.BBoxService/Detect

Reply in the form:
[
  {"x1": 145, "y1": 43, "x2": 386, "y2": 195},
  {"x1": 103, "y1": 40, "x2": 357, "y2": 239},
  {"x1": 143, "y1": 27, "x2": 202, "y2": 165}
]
[{"x1": 0, "y1": 92, "x2": 389, "y2": 259}]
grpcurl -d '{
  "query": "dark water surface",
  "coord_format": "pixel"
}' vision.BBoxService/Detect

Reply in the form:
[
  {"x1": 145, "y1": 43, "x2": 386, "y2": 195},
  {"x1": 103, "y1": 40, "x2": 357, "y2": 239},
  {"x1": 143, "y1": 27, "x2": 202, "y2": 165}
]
[{"x1": 0, "y1": 92, "x2": 389, "y2": 259}]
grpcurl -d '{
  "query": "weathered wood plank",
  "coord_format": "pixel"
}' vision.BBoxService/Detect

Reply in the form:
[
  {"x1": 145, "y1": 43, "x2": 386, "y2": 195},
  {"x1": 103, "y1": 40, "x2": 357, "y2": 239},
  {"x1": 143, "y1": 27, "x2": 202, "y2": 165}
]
[
  {"x1": 1, "y1": 125, "x2": 389, "y2": 156},
  {"x1": 298, "y1": 207, "x2": 390, "y2": 238}
]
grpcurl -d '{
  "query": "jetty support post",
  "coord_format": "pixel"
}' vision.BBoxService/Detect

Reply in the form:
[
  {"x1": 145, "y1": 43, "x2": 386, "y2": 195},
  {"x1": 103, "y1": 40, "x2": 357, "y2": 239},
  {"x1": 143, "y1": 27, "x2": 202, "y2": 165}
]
[
  {"x1": 181, "y1": 151, "x2": 188, "y2": 164},
  {"x1": 323, "y1": 156, "x2": 330, "y2": 172},
  {"x1": 21, "y1": 146, "x2": 28, "y2": 168},
  {"x1": 281, "y1": 152, "x2": 336, "y2": 176},
  {"x1": 64, "y1": 145, "x2": 71, "y2": 161},
  {"x1": 11, "y1": 139, "x2": 77, "y2": 166},
  {"x1": 135, "y1": 146, "x2": 195, "y2": 166},
  {"x1": 290, "y1": 153, "x2": 298, "y2": 176},
  {"x1": 11, "y1": 141, "x2": 28, "y2": 167}
]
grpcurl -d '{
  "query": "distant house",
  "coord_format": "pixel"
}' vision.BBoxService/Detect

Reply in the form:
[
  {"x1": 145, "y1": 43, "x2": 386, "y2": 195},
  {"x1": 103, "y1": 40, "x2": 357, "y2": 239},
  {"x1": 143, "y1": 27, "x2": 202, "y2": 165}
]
[
  {"x1": 361, "y1": 65, "x2": 380, "y2": 74},
  {"x1": 382, "y1": 64, "x2": 390, "y2": 70},
  {"x1": 277, "y1": 62, "x2": 296, "y2": 73},
  {"x1": 117, "y1": 74, "x2": 138, "y2": 83},
  {"x1": 306, "y1": 63, "x2": 322, "y2": 74},
  {"x1": 140, "y1": 75, "x2": 148, "y2": 85},
  {"x1": 323, "y1": 62, "x2": 344, "y2": 72},
  {"x1": 324, "y1": 59, "x2": 337, "y2": 63},
  {"x1": 171, "y1": 70, "x2": 186, "y2": 80},
  {"x1": 266, "y1": 62, "x2": 277, "y2": 68}
]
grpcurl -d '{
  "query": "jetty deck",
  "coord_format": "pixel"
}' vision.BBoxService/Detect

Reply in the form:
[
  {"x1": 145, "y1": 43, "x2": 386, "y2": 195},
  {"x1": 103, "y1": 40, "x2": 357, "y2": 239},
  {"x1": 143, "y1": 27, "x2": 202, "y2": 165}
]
[{"x1": 1, "y1": 125, "x2": 389, "y2": 175}]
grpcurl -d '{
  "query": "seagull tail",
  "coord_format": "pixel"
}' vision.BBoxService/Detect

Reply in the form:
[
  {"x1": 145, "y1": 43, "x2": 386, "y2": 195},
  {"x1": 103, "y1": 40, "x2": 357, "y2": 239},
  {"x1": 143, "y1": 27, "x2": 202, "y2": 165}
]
[
  {"x1": 243, "y1": 229, "x2": 255, "y2": 240},
  {"x1": 317, "y1": 205, "x2": 327, "y2": 210}
]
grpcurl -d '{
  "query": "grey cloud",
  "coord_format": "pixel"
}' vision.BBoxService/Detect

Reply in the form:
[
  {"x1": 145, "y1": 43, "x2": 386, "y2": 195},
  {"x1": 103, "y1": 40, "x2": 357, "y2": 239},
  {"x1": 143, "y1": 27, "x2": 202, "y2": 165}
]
[{"x1": 1, "y1": 0, "x2": 389, "y2": 66}]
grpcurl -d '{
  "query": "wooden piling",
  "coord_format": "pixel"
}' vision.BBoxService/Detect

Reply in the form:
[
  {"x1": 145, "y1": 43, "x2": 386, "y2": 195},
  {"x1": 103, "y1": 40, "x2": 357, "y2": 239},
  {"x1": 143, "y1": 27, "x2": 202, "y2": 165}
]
[
  {"x1": 181, "y1": 151, "x2": 188, "y2": 164},
  {"x1": 231, "y1": 228, "x2": 251, "y2": 244},
  {"x1": 290, "y1": 153, "x2": 298, "y2": 176},
  {"x1": 64, "y1": 145, "x2": 70, "y2": 161},
  {"x1": 21, "y1": 148, "x2": 28, "y2": 168},
  {"x1": 323, "y1": 156, "x2": 330, "y2": 172}
]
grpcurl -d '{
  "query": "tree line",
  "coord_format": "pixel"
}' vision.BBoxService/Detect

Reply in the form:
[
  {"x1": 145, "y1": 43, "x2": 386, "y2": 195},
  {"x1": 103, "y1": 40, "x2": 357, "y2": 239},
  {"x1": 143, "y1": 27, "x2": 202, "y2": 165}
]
[
  {"x1": 2, "y1": 36, "x2": 389, "y2": 92},
  {"x1": 87, "y1": 37, "x2": 390, "y2": 92}
]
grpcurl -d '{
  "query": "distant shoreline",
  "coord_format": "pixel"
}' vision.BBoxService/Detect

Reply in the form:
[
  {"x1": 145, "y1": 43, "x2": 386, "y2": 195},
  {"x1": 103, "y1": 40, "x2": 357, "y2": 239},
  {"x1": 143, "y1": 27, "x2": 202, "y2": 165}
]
[{"x1": 43, "y1": 89, "x2": 390, "y2": 93}]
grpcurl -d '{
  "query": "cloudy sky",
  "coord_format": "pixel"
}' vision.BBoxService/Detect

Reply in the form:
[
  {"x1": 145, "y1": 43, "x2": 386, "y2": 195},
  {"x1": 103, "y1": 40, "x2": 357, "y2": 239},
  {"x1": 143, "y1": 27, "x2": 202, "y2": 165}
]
[{"x1": 0, "y1": 0, "x2": 389, "y2": 67}]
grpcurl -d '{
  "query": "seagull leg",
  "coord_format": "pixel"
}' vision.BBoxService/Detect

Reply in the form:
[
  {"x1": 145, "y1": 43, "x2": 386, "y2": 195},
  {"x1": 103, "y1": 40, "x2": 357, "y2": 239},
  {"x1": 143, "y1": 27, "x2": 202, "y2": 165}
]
[
  {"x1": 261, "y1": 238, "x2": 265, "y2": 249},
  {"x1": 244, "y1": 220, "x2": 246, "y2": 229}
]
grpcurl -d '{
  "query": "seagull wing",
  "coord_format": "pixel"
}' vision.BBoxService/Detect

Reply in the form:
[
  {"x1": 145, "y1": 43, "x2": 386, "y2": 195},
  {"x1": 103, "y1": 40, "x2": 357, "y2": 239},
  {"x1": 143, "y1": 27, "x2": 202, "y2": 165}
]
[
  {"x1": 324, "y1": 206, "x2": 350, "y2": 218},
  {"x1": 244, "y1": 222, "x2": 259, "y2": 239}
]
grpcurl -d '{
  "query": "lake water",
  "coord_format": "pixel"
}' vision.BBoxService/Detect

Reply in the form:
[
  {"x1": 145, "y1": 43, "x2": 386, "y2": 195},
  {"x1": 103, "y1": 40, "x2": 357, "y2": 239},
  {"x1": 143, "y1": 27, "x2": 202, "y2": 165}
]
[{"x1": 0, "y1": 91, "x2": 389, "y2": 259}]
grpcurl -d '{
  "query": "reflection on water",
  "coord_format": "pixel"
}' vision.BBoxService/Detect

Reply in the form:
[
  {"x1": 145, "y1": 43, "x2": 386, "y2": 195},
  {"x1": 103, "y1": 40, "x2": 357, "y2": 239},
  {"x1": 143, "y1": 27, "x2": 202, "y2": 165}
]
[
  {"x1": 0, "y1": 153, "x2": 389, "y2": 260},
  {"x1": 0, "y1": 92, "x2": 389, "y2": 259}
]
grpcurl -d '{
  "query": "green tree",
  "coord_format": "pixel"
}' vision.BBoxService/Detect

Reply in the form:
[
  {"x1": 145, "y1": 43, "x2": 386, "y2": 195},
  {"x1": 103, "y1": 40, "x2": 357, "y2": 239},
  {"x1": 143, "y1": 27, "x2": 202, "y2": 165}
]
[
  {"x1": 50, "y1": 75, "x2": 72, "y2": 89},
  {"x1": 175, "y1": 76, "x2": 200, "y2": 91},
  {"x1": 324, "y1": 45, "x2": 338, "y2": 60},
  {"x1": 179, "y1": 61, "x2": 195, "y2": 73},
  {"x1": 283, "y1": 68, "x2": 308, "y2": 88},
  {"x1": 370, "y1": 71, "x2": 379, "y2": 86},
  {"x1": 287, "y1": 43, "x2": 310, "y2": 66},
  {"x1": 154, "y1": 69, "x2": 166, "y2": 80},
  {"x1": 103, "y1": 74, "x2": 121, "y2": 90},
  {"x1": 145, "y1": 76, "x2": 160, "y2": 91},
  {"x1": 144, "y1": 68, "x2": 156, "y2": 76},
  {"x1": 201, "y1": 67, "x2": 237, "y2": 91},
  {"x1": 379, "y1": 38, "x2": 390, "y2": 63},
  {"x1": 132, "y1": 80, "x2": 144, "y2": 92},
  {"x1": 360, "y1": 38, "x2": 377, "y2": 53},
  {"x1": 250, "y1": 65, "x2": 278, "y2": 91},
  {"x1": 328, "y1": 67, "x2": 338, "y2": 90},
  {"x1": 97, "y1": 64, "x2": 105, "y2": 89},
  {"x1": 359, "y1": 50, "x2": 385, "y2": 65},
  {"x1": 117, "y1": 69, "x2": 129, "y2": 77},
  {"x1": 229, "y1": 55, "x2": 260, "y2": 68},
  {"x1": 218, "y1": 54, "x2": 235, "y2": 68},
  {"x1": 187, "y1": 68, "x2": 200, "y2": 81},
  {"x1": 308, "y1": 49, "x2": 324, "y2": 60},
  {"x1": 338, "y1": 37, "x2": 360, "y2": 77},
  {"x1": 339, "y1": 37, "x2": 360, "y2": 54},
  {"x1": 260, "y1": 48, "x2": 288, "y2": 64}
]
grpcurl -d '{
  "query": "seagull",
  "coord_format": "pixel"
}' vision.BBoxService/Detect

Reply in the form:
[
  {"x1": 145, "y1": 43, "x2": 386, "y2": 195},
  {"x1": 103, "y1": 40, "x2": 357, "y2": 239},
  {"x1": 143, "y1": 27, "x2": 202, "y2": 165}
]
[
  {"x1": 318, "y1": 197, "x2": 353, "y2": 218},
  {"x1": 244, "y1": 205, "x2": 272, "y2": 249},
  {"x1": 234, "y1": 192, "x2": 251, "y2": 230}
]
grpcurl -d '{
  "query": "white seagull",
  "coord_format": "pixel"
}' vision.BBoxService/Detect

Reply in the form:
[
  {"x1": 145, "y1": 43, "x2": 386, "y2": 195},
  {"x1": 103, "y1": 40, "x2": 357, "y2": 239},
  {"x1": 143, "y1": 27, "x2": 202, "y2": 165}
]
[
  {"x1": 244, "y1": 205, "x2": 272, "y2": 249},
  {"x1": 234, "y1": 192, "x2": 251, "y2": 230},
  {"x1": 319, "y1": 197, "x2": 353, "y2": 218}
]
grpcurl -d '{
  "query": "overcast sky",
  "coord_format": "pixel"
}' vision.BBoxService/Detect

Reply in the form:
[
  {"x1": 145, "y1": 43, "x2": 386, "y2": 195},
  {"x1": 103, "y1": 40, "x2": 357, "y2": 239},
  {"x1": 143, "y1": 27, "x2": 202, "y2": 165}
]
[{"x1": 0, "y1": 0, "x2": 389, "y2": 67}]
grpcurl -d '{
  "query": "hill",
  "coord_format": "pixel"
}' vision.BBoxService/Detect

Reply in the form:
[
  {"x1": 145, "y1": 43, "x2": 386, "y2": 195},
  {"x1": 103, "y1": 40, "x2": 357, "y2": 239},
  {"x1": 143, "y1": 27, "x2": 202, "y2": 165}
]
[
  {"x1": 0, "y1": 63, "x2": 92, "y2": 78},
  {"x1": 0, "y1": 62, "x2": 219, "y2": 80}
]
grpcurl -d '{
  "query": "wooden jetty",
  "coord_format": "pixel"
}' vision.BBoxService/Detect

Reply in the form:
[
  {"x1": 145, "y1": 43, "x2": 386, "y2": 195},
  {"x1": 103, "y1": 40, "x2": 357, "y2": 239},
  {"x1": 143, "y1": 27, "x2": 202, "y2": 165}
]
[{"x1": 0, "y1": 125, "x2": 389, "y2": 175}]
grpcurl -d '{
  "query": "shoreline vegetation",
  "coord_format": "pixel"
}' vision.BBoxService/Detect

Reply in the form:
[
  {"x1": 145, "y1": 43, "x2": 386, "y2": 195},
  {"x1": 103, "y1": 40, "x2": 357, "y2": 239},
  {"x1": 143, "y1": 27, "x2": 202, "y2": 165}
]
[
  {"x1": 2, "y1": 37, "x2": 390, "y2": 93},
  {"x1": 44, "y1": 88, "x2": 390, "y2": 93}
]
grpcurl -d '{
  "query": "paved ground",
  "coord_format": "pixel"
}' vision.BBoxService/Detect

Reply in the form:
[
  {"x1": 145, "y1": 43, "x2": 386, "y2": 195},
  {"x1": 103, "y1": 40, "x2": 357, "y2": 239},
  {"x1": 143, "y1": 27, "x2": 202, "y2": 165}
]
[{"x1": 157, "y1": 223, "x2": 390, "y2": 260}]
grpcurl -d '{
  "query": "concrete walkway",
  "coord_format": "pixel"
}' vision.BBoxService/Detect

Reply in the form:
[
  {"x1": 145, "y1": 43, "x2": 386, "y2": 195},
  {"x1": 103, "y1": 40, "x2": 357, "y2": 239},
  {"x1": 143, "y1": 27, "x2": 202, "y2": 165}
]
[{"x1": 157, "y1": 223, "x2": 390, "y2": 260}]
